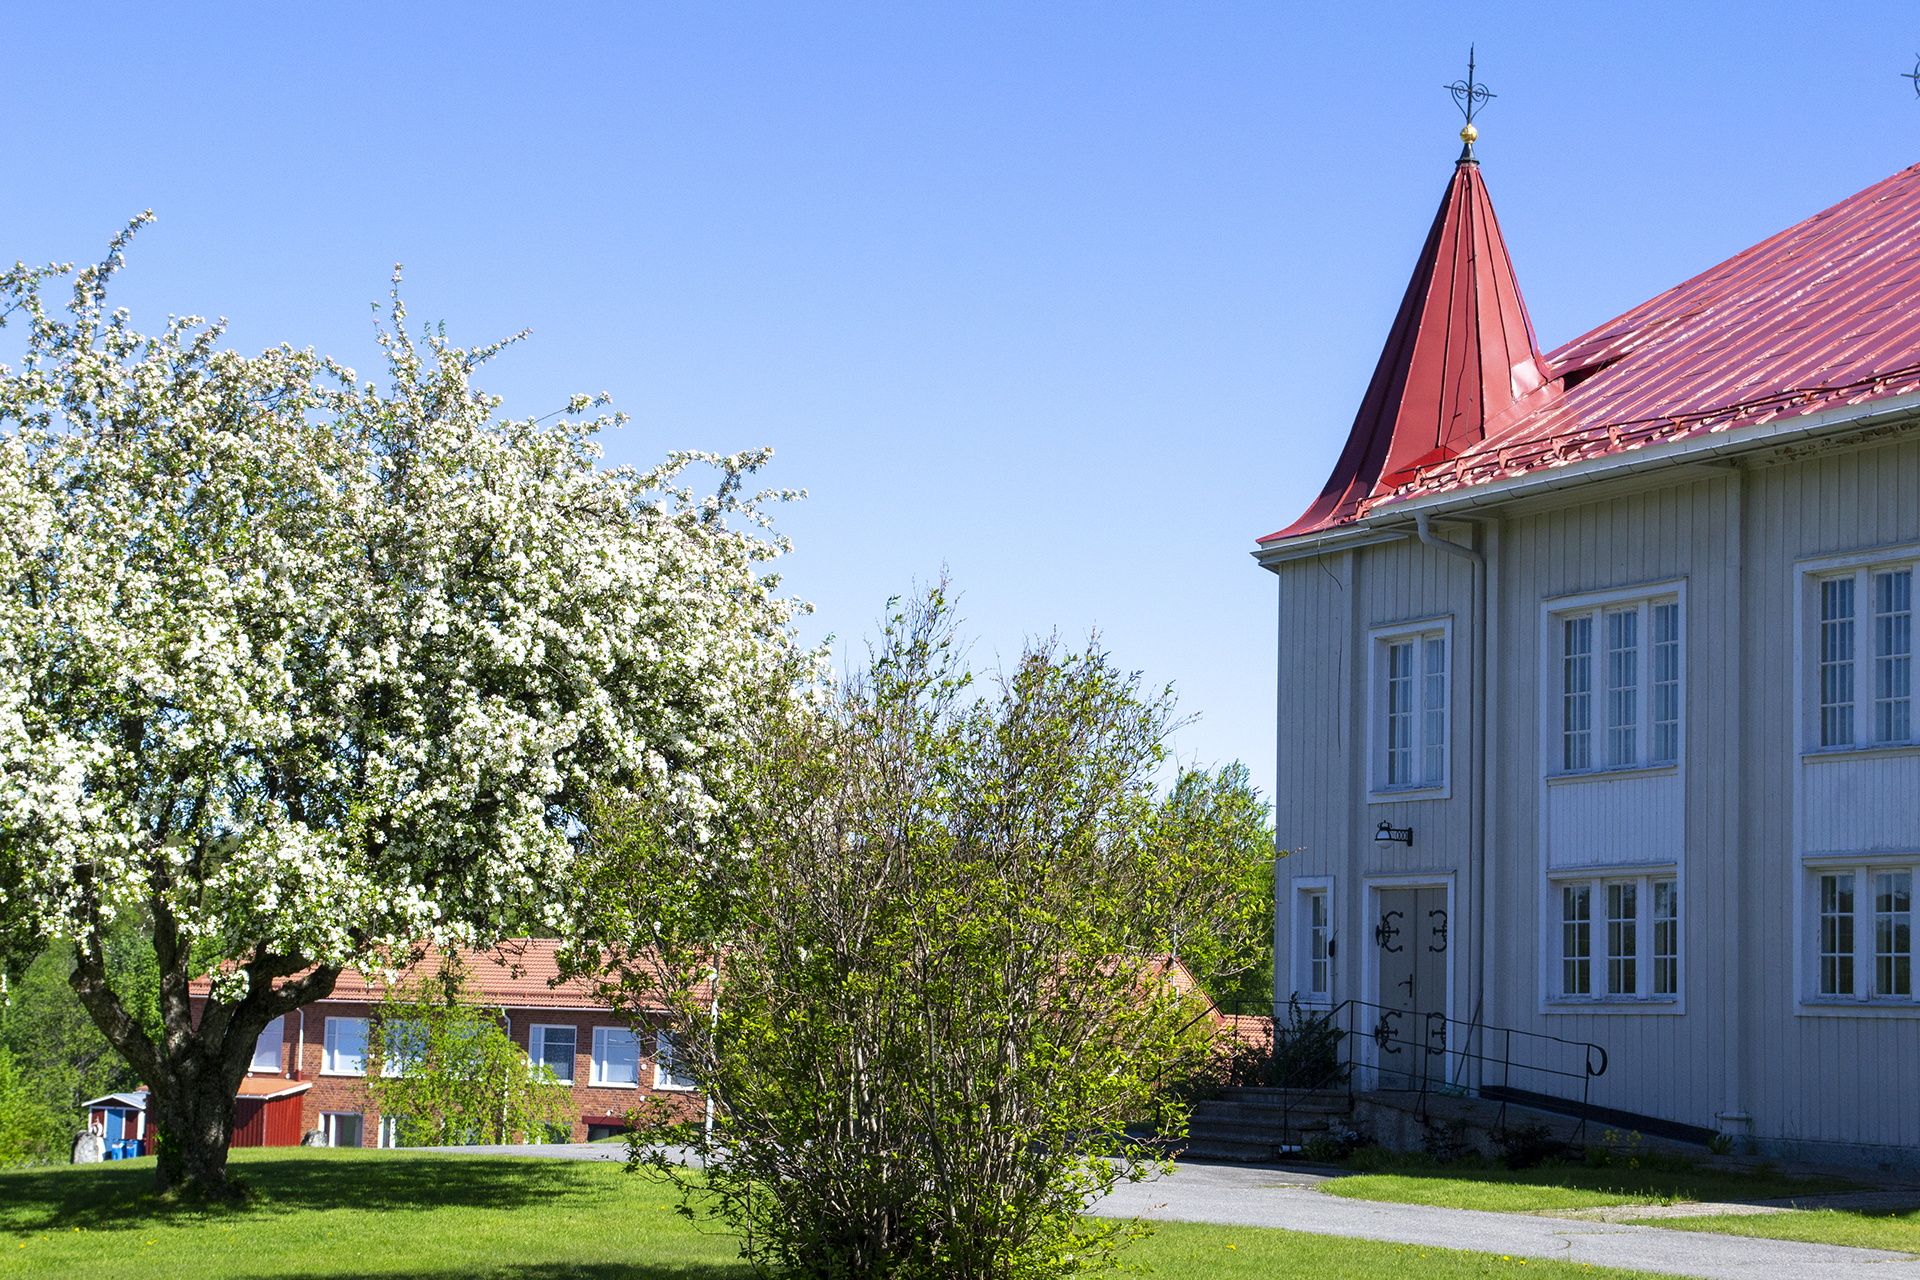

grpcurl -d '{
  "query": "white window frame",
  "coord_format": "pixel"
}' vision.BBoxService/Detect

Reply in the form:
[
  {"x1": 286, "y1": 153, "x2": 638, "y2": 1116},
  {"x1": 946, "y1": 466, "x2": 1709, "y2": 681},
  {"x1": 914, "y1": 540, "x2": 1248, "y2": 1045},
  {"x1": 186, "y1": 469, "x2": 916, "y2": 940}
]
[
  {"x1": 378, "y1": 1017, "x2": 428, "y2": 1079},
  {"x1": 1801, "y1": 858, "x2": 1916, "y2": 1007},
  {"x1": 320, "y1": 1111, "x2": 364, "y2": 1148},
  {"x1": 1799, "y1": 546, "x2": 1919, "y2": 755},
  {"x1": 378, "y1": 1115, "x2": 402, "y2": 1148},
  {"x1": 321, "y1": 1017, "x2": 368, "y2": 1076},
  {"x1": 1545, "y1": 867, "x2": 1680, "y2": 1005},
  {"x1": 528, "y1": 1024, "x2": 578, "y2": 1085},
  {"x1": 1543, "y1": 585, "x2": 1684, "y2": 778},
  {"x1": 250, "y1": 1016, "x2": 285, "y2": 1074},
  {"x1": 1290, "y1": 877, "x2": 1335, "y2": 1007},
  {"x1": 591, "y1": 1026, "x2": 641, "y2": 1088},
  {"x1": 653, "y1": 1031, "x2": 697, "y2": 1092},
  {"x1": 1367, "y1": 616, "x2": 1453, "y2": 800}
]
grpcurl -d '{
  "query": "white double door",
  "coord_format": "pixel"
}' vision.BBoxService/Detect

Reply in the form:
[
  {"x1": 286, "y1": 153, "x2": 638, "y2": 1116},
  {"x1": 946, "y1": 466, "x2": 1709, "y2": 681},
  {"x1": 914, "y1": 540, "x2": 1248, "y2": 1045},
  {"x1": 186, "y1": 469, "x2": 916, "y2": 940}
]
[{"x1": 1370, "y1": 885, "x2": 1450, "y2": 1091}]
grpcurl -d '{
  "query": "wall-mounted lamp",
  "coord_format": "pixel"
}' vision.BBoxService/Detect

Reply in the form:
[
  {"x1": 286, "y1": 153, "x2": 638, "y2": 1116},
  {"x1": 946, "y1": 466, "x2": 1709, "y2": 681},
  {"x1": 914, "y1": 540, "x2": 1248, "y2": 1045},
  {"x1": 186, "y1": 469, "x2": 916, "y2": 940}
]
[{"x1": 1375, "y1": 821, "x2": 1413, "y2": 847}]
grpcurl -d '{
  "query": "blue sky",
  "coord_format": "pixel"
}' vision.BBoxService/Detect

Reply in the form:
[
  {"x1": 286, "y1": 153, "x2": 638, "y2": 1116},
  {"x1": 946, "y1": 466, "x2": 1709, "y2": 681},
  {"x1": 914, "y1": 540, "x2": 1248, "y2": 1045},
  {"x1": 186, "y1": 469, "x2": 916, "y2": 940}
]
[{"x1": 7, "y1": 2, "x2": 1920, "y2": 797}]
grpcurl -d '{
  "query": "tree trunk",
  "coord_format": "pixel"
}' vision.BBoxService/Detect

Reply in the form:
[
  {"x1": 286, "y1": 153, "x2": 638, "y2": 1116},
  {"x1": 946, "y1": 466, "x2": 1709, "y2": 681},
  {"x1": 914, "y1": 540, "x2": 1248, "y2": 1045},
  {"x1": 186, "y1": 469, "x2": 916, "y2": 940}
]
[
  {"x1": 146, "y1": 1061, "x2": 245, "y2": 1196},
  {"x1": 67, "y1": 911, "x2": 342, "y2": 1200}
]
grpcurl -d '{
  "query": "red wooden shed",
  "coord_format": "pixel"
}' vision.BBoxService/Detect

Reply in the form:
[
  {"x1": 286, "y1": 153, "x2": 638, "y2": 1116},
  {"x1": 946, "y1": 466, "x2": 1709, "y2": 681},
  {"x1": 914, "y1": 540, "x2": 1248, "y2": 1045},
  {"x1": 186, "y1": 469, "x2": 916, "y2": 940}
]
[{"x1": 231, "y1": 1079, "x2": 311, "y2": 1148}]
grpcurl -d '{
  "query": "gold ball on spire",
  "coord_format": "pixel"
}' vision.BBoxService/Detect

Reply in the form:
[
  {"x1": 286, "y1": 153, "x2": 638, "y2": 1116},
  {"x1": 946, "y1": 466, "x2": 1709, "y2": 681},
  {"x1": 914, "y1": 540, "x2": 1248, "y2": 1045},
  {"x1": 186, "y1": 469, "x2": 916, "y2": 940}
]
[{"x1": 1459, "y1": 123, "x2": 1479, "y2": 144}]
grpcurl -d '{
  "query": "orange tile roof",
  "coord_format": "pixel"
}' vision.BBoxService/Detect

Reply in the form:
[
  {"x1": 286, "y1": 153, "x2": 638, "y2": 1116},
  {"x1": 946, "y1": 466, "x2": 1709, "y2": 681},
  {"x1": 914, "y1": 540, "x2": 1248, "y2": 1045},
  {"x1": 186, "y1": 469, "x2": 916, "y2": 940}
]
[
  {"x1": 235, "y1": 1079, "x2": 309, "y2": 1100},
  {"x1": 190, "y1": 940, "x2": 697, "y2": 1011}
]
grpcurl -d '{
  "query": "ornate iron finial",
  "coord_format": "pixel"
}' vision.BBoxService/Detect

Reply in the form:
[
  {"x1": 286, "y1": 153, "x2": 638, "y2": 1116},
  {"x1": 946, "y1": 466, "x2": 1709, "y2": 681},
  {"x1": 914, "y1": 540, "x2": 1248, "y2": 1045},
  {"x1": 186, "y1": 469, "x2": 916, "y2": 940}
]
[
  {"x1": 1444, "y1": 46, "x2": 1495, "y2": 162},
  {"x1": 1905, "y1": 53, "x2": 1920, "y2": 99}
]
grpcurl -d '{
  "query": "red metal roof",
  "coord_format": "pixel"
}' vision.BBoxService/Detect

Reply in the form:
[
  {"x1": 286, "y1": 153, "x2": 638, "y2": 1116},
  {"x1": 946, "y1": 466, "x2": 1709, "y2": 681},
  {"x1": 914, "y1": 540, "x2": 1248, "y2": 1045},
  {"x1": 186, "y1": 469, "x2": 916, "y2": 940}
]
[
  {"x1": 1273, "y1": 156, "x2": 1556, "y2": 538},
  {"x1": 1264, "y1": 160, "x2": 1920, "y2": 542}
]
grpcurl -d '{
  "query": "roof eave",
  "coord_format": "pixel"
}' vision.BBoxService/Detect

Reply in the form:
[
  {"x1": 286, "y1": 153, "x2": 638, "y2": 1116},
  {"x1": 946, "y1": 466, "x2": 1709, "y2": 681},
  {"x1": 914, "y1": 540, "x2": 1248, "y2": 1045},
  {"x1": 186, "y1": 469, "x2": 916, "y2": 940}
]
[{"x1": 1257, "y1": 387, "x2": 1920, "y2": 570}]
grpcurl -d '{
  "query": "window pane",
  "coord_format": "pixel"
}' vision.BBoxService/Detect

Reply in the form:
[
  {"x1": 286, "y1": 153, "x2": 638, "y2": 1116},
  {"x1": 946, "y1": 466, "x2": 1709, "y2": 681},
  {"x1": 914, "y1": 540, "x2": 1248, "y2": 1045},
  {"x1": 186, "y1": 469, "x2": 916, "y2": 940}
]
[
  {"x1": 1386, "y1": 641, "x2": 1413, "y2": 785},
  {"x1": 533, "y1": 1026, "x2": 577, "y2": 1083},
  {"x1": 250, "y1": 1018, "x2": 284, "y2": 1073},
  {"x1": 1875, "y1": 871, "x2": 1912, "y2": 998},
  {"x1": 1308, "y1": 891, "x2": 1330, "y2": 996},
  {"x1": 593, "y1": 1027, "x2": 640, "y2": 1086},
  {"x1": 325, "y1": 1018, "x2": 368, "y2": 1075},
  {"x1": 324, "y1": 1112, "x2": 364, "y2": 1148},
  {"x1": 1606, "y1": 610, "x2": 1639, "y2": 767},
  {"x1": 1562, "y1": 884, "x2": 1591, "y2": 996},
  {"x1": 1821, "y1": 577, "x2": 1857, "y2": 747},
  {"x1": 1819, "y1": 874, "x2": 1855, "y2": 996},
  {"x1": 1563, "y1": 617, "x2": 1593, "y2": 771},
  {"x1": 1422, "y1": 637, "x2": 1447, "y2": 784},
  {"x1": 1652, "y1": 603, "x2": 1680, "y2": 763},
  {"x1": 381, "y1": 1018, "x2": 427, "y2": 1078},
  {"x1": 1652, "y1": 880, "x2": 1678, "y2": 996},
  {"x1": 1606, "y1": 881, "x2": 1638, "y2": 995},
  {"x1": 1875, "y1": 570, "x2": 1912, "y2": 745},
  {"x1": 655, "y1": 1032, "x2": 697, "y2": 1090}
]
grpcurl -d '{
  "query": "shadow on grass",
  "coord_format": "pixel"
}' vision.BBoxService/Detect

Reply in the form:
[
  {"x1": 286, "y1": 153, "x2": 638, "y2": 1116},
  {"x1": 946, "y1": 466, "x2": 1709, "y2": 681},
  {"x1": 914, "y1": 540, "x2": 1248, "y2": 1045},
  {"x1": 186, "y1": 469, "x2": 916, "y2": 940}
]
[
  {"x1": 225, "y1": 1268, "x2": 748, "y2": 1280},
  {"x1": 0, "y1": 1151, "x2": 633, "y2": 1233}
]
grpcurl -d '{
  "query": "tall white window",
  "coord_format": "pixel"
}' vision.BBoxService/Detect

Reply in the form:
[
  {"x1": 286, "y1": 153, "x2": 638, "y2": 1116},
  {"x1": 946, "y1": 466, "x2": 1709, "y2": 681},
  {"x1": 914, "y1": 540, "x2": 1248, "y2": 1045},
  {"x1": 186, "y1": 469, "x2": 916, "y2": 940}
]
[
  {"x1": 1652, "y1": 880, "x2": 1679, "y2": 996},
  {"x1": 1307, "y1": 891, "x2": 1330, "y2": 998},
  {"x1": 1876, "y1": 871, "x2": 1912, "y2": 999},
  {"x1": 1557, "y1": 874, "x2": 1678, "y2": 1001},
  {"x1": 529, "y1": 1025, "x2": 577, "y2": 1084},
  {"x1": 654, "y1": 1032, "x2": 696, "y2": 1091},
  {"x1": 323, "y1": 1017, "x2": 368, "y2": 1075},
  {"x1": 1561, "y1": 884, "x2": 1591, "y2": 996},
  {"x1": 380, "y1": 1018, "x2": 427, "y2": 1078},
  {"x1": 321, "y1": 1112, "x2": 364, "y2": 1147},
  {"x1": 1813, "y1": 866, "x2": 1914, "y2": 1001},
  {"x1": 1876, "y1": 570, "x2": 1913, "y2": 745},
  {"x1": 592, "y1": 1027, "x2": 640, "y2": 1086},
  {"x1": 1812, "y1": 562, "x2": 1915, "y2": 749},
  {"x1": 1822, "y1": 578, "x2": 1857, "y2": 747},
  {"x1": 1652, "y1": 603, "x2": 1681, "y2": 763},
  {"x1": 1378, "y1": 627, "x2": 1448, "y2": 790},
  {"x1": 250, "y1": 1017, "x2": 284, "y2": 1073},
  {"x1": 1556, "y1": 595, "x2": 1681, "y2": 773},
  {"x1": 1606, "y1": 882, "x2": 1638, "y2": 995},
  {"x1": 1819, "y1": 873, "x2": 1856, "y2": 996},
  {"x1": 1562, "y1": 617, "x2": 1593, "y2": 770}
]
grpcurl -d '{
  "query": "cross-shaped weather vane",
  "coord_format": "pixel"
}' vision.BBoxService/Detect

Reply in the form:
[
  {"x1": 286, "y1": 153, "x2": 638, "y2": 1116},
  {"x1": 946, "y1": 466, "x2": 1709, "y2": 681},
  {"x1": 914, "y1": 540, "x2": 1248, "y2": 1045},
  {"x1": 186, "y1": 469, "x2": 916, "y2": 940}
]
[
  {"x1": 1906, "y1": 54, "x2": 1920, "y2": 98},
  {"x1": 1445, "y1": 46, "x2": 1495, "y2": 162}
]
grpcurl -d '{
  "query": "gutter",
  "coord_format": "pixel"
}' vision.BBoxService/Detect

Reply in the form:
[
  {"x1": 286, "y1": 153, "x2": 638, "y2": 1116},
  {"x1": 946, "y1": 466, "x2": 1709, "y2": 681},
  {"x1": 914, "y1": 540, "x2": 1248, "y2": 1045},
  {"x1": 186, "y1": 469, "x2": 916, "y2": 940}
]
[{"x1": 1255, "y1": 388, "x2": 1920, "y2": 569}]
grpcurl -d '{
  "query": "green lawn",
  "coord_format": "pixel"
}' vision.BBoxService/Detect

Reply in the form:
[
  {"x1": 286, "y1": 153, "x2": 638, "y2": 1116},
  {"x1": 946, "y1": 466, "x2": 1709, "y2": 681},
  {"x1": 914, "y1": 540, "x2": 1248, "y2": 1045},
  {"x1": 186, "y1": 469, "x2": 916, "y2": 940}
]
[
  {"x1": 1320, "y1": 1154, "x2": 1855, "y2": 1213},
  {"x1": 0, "y1": 1149, "x2": 1686, "y2": 1280},
  {"x1": 1623, "y1": 1206, "x2": 1920, "y2": 1254}
]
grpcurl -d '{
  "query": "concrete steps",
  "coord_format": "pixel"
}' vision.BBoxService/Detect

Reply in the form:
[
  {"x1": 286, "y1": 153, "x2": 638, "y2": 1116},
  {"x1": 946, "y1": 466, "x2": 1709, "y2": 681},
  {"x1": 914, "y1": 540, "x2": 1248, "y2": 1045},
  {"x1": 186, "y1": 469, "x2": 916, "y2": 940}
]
[{"x1": 1174, "y1": 1088, "x2": 1353, "y2": 1163}]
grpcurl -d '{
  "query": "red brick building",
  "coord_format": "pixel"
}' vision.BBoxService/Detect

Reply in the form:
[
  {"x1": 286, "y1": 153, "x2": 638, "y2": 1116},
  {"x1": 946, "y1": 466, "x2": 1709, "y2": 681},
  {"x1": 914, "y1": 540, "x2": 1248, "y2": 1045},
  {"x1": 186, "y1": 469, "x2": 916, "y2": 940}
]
[{"x1": 190, "y1": 940, "x2": 700, "y2": 1148}]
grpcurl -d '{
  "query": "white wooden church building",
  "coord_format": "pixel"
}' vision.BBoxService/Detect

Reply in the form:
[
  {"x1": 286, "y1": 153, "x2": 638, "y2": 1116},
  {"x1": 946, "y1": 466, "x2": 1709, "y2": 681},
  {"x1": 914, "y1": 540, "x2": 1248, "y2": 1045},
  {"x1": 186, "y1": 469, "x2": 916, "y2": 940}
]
[{"x1": 1259, "y1": 130, "x2": 1920, "y2": 1170}]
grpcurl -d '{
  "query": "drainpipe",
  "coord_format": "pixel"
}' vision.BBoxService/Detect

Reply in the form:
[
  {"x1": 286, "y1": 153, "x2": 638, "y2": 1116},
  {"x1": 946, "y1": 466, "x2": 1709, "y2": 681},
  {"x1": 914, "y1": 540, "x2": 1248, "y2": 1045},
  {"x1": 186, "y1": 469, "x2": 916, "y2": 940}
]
[
  {"x1": 295, "y1": 1010, "x2": 305, "y2": 1081},
  {"x1": 499, "y1": 1007, "x2": 515, "y2": 1145},
  {"x1": 1413, "y1": 512, "x2": 1489, "y2": 1086},
  {"x1": 703, "y1": 971, "x2": 719, "y2": 1145}
]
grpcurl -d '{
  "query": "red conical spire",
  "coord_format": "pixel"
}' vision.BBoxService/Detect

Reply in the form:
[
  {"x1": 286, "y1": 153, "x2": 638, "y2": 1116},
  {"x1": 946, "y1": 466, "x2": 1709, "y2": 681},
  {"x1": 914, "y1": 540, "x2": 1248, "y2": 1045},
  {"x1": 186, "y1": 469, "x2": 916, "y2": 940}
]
[{"x1": 1267, "y1": 154, "x2": 1557, "y2": 540}]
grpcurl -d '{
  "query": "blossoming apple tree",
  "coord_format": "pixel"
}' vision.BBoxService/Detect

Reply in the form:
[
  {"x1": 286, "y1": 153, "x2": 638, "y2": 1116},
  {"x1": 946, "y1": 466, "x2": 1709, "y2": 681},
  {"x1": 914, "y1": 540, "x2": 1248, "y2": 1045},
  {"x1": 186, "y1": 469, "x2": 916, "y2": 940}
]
[{"x1": 0, "y1": 217, "x2": 805, "y2": 1196}]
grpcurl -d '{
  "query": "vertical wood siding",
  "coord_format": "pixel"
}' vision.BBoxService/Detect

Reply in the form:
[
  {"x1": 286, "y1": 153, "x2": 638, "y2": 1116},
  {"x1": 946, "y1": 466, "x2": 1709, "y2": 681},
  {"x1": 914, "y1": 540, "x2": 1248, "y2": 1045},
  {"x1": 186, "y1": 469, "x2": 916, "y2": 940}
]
[{"x1": 1272, "y1": 434, "x2": 1920, "y2": 1155}]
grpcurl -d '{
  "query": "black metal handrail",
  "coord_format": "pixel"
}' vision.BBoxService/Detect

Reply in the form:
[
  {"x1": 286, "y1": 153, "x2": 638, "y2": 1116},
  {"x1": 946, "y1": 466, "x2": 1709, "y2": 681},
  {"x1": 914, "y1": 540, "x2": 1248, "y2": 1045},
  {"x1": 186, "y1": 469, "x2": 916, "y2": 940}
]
[{"x1": 1209, "y1": 997, "x2": 1608, "y2": 1149}]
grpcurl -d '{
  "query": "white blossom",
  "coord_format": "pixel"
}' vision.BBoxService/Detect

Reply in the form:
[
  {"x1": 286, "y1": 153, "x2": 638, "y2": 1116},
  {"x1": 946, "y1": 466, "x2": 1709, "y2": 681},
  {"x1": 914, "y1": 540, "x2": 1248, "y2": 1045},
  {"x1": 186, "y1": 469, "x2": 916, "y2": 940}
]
[{"x1": 0, "y1": 220, "x2": 809, "y2": 976}]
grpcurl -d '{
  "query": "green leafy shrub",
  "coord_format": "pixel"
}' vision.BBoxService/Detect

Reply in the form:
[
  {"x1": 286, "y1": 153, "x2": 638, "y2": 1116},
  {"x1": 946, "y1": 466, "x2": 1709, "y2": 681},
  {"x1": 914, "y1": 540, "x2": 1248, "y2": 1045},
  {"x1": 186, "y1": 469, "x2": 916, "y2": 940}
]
[
  {"x1": 1492, "y1": 1121, "x2": 1568, "y2": 1170},
  {"x1": 1271, "y1": 995, "x2": 1347, "y2": 1090},
  {"x1": 366, "y1": 960, "x2": 576, "y2": 1147},
  {"x1": 0, "y1": 1046, "x2": 63, "y2": 1167}
]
